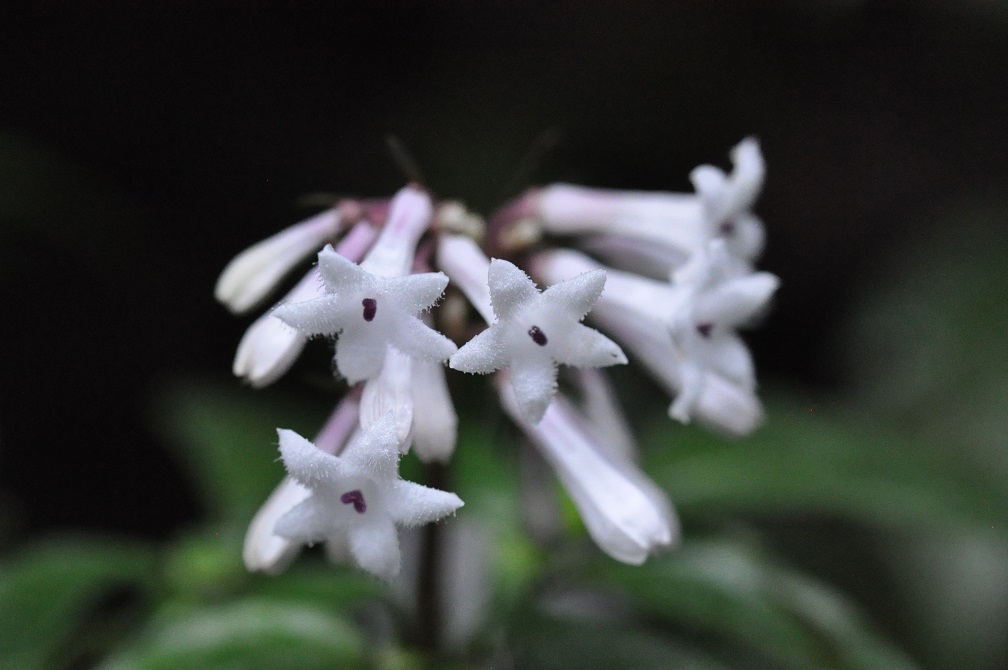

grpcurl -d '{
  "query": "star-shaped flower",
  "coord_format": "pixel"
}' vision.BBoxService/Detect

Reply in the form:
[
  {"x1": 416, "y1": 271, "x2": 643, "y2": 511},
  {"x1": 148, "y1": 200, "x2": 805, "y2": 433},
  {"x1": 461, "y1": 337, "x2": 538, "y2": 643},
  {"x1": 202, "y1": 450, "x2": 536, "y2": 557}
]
[
  {"x1": 666, "y1": 241, "x2": 779, "y2": 422},
  {"x1": 450, "y1": 258, "x2": 627, "y2": 424},
  {"x1": 273, "y1": 412, "x2": 464, "y2": 579},
  {"x1": 689, "y1": 136, "x2": 766, "y2": 260},
  {"x1": 273, "y1": 245, "x2": 457, "y2": 384}
]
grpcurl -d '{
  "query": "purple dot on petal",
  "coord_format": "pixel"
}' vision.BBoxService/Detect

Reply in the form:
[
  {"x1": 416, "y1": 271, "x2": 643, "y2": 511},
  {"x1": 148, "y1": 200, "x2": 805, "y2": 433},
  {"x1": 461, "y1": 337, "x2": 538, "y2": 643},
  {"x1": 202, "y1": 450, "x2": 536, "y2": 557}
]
[
  {"x1": 719, "y1": 221, "x2": 736, "y2": 236},
  {"x1": 528, "y1": 325, "x2": 548, "y2": 346},
  {"x1": 696, "y1": 322, "x2": 714, "y2": 339},
  {"x1": 362, "y1": 298, "x2": 377, "y2": 322},
  {"x1": 340, "y1": 489, "x2": 367, "y2": 514}
]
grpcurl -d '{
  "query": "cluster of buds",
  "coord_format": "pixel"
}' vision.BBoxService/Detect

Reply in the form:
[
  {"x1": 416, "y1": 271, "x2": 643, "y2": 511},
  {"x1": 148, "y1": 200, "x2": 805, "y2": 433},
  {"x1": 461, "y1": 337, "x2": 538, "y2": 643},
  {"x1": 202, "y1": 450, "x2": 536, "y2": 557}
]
[{"x1": 215, "y1": 138, "x2": 778, "y2": 579}]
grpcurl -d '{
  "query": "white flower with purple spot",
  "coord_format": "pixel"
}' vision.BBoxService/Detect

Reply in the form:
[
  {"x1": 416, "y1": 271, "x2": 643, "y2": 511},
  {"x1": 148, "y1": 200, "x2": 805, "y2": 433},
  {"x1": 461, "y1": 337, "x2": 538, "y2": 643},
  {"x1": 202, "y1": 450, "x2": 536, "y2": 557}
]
[
  {"x1": 449, "y1": 257, "x2": 626, "y2": 424},
  {"x1": 666, "y1": 241, "x2": 779, "y2": 422},
  {"x1": 274, "y1": 412, "x2": 464, "y2": 579},
  {"x1": 273, "y1": 245, "x2": 457, "y2": 384}
]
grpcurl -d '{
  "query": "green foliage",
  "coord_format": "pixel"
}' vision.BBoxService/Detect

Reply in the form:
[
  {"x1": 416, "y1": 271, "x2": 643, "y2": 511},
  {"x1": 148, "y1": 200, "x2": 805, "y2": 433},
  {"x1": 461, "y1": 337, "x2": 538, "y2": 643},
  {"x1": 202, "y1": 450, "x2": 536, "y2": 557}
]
[
  {"x1": 98, "y1": 600, "x2": 365, "y2": 670},
  {"x1": 0, "y1": 537, "x2": 155, "y2": 670}
]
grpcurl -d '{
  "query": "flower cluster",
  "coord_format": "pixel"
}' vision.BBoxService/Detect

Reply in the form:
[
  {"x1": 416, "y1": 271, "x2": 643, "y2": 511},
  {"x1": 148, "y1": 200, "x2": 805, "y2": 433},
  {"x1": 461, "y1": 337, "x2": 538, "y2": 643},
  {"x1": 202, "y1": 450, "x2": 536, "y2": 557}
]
[{"x1": 217, "y1": 138, "x2": 778, "y2": 578}]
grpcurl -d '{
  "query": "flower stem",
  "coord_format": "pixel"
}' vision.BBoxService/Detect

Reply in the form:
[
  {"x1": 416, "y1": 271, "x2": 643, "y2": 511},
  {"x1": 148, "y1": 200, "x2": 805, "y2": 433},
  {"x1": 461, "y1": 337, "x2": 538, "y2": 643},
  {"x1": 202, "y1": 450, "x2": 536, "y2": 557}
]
[{"x1": 415, "y1": 461, "x2": 447, "y2": 655}]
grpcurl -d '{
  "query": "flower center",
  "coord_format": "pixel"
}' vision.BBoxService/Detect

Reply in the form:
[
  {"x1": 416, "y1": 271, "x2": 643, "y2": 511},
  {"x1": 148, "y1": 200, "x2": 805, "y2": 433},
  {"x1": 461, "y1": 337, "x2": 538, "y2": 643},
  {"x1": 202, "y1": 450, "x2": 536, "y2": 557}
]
[
  {"x1": 696, "y1": 322, "x2": 714, "y2": 339},
  {"x1": 340, "y1": 489, "x2": 367, "y2": 514},
  {"x1": 528, "y1": 325, "x2": 548, "y2": 346},
  {"x1": 362, "y1": 298, "x2": 377, "y2": 322}
]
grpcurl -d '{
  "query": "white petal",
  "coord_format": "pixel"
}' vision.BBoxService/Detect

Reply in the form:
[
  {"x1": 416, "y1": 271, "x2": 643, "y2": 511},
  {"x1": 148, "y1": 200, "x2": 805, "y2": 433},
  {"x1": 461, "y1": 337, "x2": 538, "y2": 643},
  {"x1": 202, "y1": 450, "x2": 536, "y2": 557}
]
[
  {"x1": 348, "y1": 519, "x2": 402, "y2": 579},
  {"x1": 317, "y1": 243, "x2": 376, "y2": 292},
  {"x1": 389, "y1": 316, "x2": 458, "y2": 363},
  {"x1": 339, "y1": 411, "x2": 402, "y2": 481},
  {"x1": 387, "y1": 272, "x2": 450, "y2": 315},
  {"x1": 272, "y1": 294, "x2": 356, "y2": 337},
  {"x1": 693, "y1": 272, "x2": 779, "y2": 328},
  {"x1": 551, "y1": 322, "x2": 627, "y2": 368},
  {"x1": 728, "y1": 136, "x2": 765, "y2": 213},
  {"x1": 334, "y1": 323, "x2": 390, "y2": 383},
  {"x1": 540, "y1": 269, "x2": 607, "y2": 320},
  {"x1": 695, "y1": 334, "x2": 755, "y2": 390},
  {"x1": 488, "y1": 258, "x2": 540, "y2": 320},
  {"x1": 694, "y1": 374, "x2": 764, "y2": 437},
  {"x1": 388, "y1": 480, "x2": 464, "y2": 526},
  {"x1": 450, "y1": 327, "x2": 508, "y2": 374},
  {"x1": 277, "y1": 428, "x2": 345, "y2": 488},
  {"x1": 689, "y1": 164, "x2": 730, "y2": 222},
  {"x1": 509, "y1": 356, "x2": 559, "y2": 424},
  {"x1": 274, "y1": 494, "x2": 349, "y2": 542}
]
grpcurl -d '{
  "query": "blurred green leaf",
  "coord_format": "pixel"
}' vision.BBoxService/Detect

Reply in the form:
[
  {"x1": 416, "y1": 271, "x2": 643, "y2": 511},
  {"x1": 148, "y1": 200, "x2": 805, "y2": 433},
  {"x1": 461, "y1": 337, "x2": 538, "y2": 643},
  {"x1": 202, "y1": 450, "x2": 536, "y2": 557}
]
[
  {"x1": 513, "y1": 611, "x2": 732, "y2": 670},
  {"x1": 839, "y1": 203, "x2": 1008, "y2": 469},
  {"x1": 151, "y1": 378, "x2": 326, "y2": 521},
  {"x1": 590, "y1": 537, "x2": 919, "y2": 670},
  {"x1": 98, "y1": 599, "x2": 365, "y2": 670},
  {"x1": 643, "y1": 395, "x2": 1004, "y2": 534},
  {"x1": 245, "y1": 559, "x2": 387, "y2": 611},
  {"x1": 0, "y1": 535, "x2": 155, "y2": 670}
]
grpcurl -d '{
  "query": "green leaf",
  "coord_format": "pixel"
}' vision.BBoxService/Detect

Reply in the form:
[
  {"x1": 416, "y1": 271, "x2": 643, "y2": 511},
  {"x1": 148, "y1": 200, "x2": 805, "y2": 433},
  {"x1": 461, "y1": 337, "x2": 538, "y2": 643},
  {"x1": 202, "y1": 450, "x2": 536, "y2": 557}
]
[
  {"x1": 643, "y1": 395, "x2": 1005, "y2": 533},
  {"x1": 99, "y1": 599, "x2": 365, "y2": 670},
  {"x1": 590, "y1": 537, "x2": 919, "y2": 670},
  {"x1": 513, "y1": 611, "x2": 733, "y2": 670},
  {"x1": 0, "y1": 535, "x2": 155, "y2": 670}
]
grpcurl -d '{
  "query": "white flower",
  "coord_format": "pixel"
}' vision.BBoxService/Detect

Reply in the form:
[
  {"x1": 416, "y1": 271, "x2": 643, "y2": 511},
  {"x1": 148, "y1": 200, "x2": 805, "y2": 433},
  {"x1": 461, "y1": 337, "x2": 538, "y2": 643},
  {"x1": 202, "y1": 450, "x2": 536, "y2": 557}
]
[
  {"x1": 215, "y1": 207, "x2": 342, "y2": 314},
  {"x1": 273, "y1": 412, "x2": 464, "y2": 579},
  {"x1": 449, "y1": 257, "x2": 626, "y2": 424},
  {"x1": 666, "y1": 242, "x2": 779, "y2": 422},
  {"x1": 244, "y1": 395, "x2": 362, "y2": 573},
  {"x1": 500, "y1": 382, "x2": 677, "y2": 565},
  {"x1": 689, "y1": 137, "x2": 765, "y2": 260},
  {"x1": 273, "y1": 245, "x2": 456, "y2": 384},
  {"x1": 531, "y1": 248, "x2": 770, "y2": 436},
  {"x1": 528, "y1": 138, "x2": 765, "y2": 271}
]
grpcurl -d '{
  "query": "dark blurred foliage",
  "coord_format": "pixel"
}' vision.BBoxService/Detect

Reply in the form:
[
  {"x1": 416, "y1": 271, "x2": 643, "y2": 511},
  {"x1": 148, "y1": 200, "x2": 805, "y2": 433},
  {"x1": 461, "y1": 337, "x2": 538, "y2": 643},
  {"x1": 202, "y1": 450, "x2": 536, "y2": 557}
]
[{"x1": 1, "y1": 2, "x2": 1007, "y2": 667}]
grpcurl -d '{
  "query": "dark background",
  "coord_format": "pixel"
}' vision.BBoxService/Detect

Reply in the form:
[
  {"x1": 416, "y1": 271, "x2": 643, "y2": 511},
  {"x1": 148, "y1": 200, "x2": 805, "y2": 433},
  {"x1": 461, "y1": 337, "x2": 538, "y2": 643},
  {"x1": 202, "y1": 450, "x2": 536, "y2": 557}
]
[{"x1": 1, "y1": 1, "x2": 1005, "y2": 545}]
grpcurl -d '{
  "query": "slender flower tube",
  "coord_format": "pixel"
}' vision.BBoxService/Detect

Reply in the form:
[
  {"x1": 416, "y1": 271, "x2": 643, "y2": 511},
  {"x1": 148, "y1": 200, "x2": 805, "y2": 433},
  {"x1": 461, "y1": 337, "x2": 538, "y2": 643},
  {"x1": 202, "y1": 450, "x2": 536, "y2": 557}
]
[
  {"x1": 231, "y1": 221, "x2": 378, "y2": 387},
  {"x1": 410, "y1": 349, "x2": 459, "y2": 463},
  {"x1": 499, "y1": 380, "x2": 677, "y2": 564},
  {"x1": 243, "y1": 393, "x2": 360, "y2": 573},
  {"x1": 216, "y1": 206, "x2": 346, "y2": 314},
  {"x1": 360, "y1": 347, "x2": 414, "y2": 448},
  {"x1": 515, "y1": 138, "x2": 766, "y2": 266}
]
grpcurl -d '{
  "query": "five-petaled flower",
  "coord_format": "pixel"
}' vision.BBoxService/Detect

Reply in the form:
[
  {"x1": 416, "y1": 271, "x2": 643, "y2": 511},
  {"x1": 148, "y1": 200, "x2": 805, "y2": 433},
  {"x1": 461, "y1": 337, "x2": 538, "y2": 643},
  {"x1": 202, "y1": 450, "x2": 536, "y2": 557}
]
[
  {"x1": 274, "y1": 412, "x2": 463, "y2": 579},
  {"x1": 449, "y1": 258, "x2": 627, "y2": 424},
  {"x1": 274, "y1": 245, "x2": 457, "y2": 384}
]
